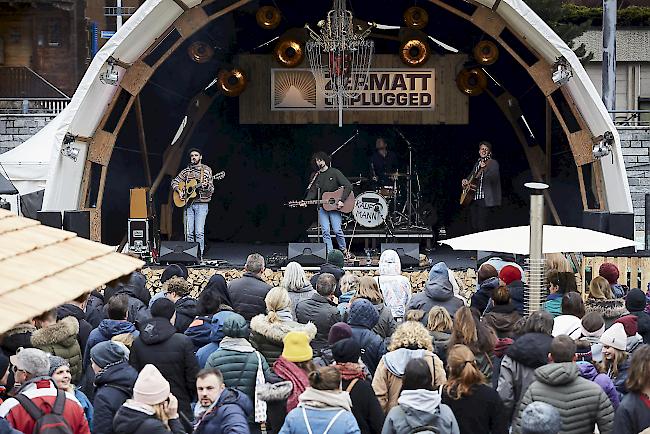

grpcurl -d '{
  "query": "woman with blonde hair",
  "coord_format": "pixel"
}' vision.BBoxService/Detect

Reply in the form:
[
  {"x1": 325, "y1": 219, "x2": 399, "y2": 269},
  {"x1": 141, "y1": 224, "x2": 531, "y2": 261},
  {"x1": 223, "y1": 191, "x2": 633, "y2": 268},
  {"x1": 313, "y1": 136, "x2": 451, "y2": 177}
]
[
  {"x1": 427, "y1": 306, "x2": 453, "y2": 363},
  {"x1": 337, "y1": 272, "x2": 359, "y2": 317},
  {"x1": 545, "y1": 253, "x2": 573, "y2": 273},
  {"x1": 599, "y1": 322, "x2": 630, "y2": 398},
  {"x1": 449, "y1": 306, "x2": 496, "y2": 382},
  {"x1": 281, "y1": 262, "x2": 315, "y2": 319},
  {"x1": 442, "y1": 345, "x2": 508, "y2": 434},
  {"x1": 351, "y1": 276, "x2": 396, "y2": 338},
  {"x1": 613, "y1": 345, "x2": 650, "y2": 433},
  {"x1": 371, "y1": 320, "x2": 446, "y2": 414},
  {"x1": 586, "y1": 276, "x2": 627, "y2": 328},
  {"x1": 250, "y1": 287, "x2": 317, "y2": 365}
]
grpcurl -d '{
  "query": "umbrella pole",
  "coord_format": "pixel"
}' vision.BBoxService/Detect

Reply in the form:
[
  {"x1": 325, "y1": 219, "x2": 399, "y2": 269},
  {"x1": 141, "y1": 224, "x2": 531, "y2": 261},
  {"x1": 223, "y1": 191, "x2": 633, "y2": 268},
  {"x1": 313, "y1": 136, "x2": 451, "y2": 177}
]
[{"x1": 526, "y1": 183, "x2": 548, "y2": 314}]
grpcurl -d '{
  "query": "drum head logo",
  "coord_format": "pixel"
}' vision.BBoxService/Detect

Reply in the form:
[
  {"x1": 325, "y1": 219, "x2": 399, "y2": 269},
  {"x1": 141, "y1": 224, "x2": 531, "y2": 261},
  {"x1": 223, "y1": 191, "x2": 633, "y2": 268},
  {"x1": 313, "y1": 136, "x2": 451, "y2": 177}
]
[{"x1": 353, "y1": 193, "x2": 388, "y2": 228}]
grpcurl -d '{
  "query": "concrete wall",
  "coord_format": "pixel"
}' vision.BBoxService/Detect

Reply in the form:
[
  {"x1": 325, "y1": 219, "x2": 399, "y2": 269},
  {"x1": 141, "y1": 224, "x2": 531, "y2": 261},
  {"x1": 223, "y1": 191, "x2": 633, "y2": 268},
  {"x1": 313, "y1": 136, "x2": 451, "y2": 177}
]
[
  {"x1": 0, "y1": 115, "x2": 54, "y2": 154},
  {"x1": 620, "y1": 127, "x2": 650, "y2": 246}
]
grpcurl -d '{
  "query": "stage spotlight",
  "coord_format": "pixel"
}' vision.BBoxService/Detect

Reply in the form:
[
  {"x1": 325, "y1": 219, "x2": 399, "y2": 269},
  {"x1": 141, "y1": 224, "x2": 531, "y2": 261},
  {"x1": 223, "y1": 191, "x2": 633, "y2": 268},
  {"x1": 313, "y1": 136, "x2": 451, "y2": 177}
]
[
  {"x1": 100, "y1": 57, "x2": 119, "y2": 86},
  {"x1": 61, "y1": 144, "x2": 80, "y2": 161},
  {"x1": 593, "y1": 131, "x2": 614, "y2": 159},
  {"x1": 552, "y1": 57, "x2": 572, "y2": 86}
]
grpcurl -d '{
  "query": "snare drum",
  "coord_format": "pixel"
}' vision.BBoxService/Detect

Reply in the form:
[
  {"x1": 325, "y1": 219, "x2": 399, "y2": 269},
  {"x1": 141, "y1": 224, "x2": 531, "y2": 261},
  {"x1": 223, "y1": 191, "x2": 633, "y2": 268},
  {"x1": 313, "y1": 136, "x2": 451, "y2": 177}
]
[
  {"x1": 353, "y1": 192, "x2": 388, "y2": 228},
  {"x1": 377, "y1": 186, "x2": 395, "y2": 199}
]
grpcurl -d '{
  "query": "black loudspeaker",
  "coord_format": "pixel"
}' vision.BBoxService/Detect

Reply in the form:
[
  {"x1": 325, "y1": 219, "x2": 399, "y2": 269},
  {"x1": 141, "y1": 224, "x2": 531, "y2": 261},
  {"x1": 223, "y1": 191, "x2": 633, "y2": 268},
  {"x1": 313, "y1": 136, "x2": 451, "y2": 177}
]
[
  {"x1": 159, "y1": 241, "x2": 200, "y2": 264},
  {"x1": 37, "y1": 211, "x2": 62, "y2": 229},
  {"x1": 582, "y1": 211, "x2": 608, "y2": 233},
  {"x1": 381, "y1": 243, "x2": 420, "y2": 267},
  {"x1": 609, "y1": 212, "x2": 635, "y2": 254},
  {"x1": 63, "y1": 210, "x2": 90, "y2": 240},
  {"x1": 288, "y1": 243, "x2": 327, "y2": 266}
]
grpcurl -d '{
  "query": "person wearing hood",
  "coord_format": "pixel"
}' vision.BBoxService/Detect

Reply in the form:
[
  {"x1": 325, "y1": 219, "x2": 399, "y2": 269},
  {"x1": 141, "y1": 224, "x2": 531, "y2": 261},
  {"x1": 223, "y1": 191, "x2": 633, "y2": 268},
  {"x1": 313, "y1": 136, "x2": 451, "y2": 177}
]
[
  {"x1": 347, "y1": 299, "x2": 387, "y2": 376},
  {"x1": 513, "y1": 336, "x2": 614, "y2": 434},
  {"x1": 31, "y1": 309, "x2": 82, "y2": 383},
  {"x1": 625, "y1": 288, "x2": 650, "y2": 344},
  {"x1": 105, "y1": 271, "x2": 151, "y2": 307},
  {"x1": 482, "y1": 285, "x2": 521, "y2": 339},
  {"x1": 497, "y1": 310, "x2": 554, "y2": 422},
  {"x1": 309, "y1": 250, "x2": 346, "y2": 296},
  {"x1": 575, "y1": 340, "x2": 619, "y2": 409},
  {"x1": 442, "y1": 344, "x2": 507, "y2": 434},
  {"x1": 599, "y1": 262, "x2": 626, "y2": 299},
  {"x1": 281, "y1": 262, "x2": 315, "y2": 319},
  {"x1": 279, "y1": 366, "x2": 360, "y2": 434},
  {"x1": 103, "y1": 274, "x2": 151, "y2": 327},
  {"x1": 90, "y1": 341, "x2": 138, "y2": 434},
  {"x1": 552, "y1": 292, "x2": 585, "y2": 340},
  {"x1": 195, "y1": 308, "x2": 235, "y2": 368},
  {"x1": 130, "y1": 298, "x2": 199, "y2": 430},
  {"x1": 372, "y1": 321, "x2": 446, "y2": 414},
  {"x1": 383, "y1": 357, "x2": 458, "y2": 434},
  {"x1": 543, "y1": 270, "x2": 577, "y2": 318},
  {"x1": 295, "y1": 273, "x2": 341, "y2": 354},
  {"x1": 426, "y1": 306, "x2": 453, "y2": 364},
  {"x1": 585, "y1": 276, "x2": 628, "y2": 328},
  {"x1": 350, "y1": 277, "x2": 396, "y2": 339},
  {"x1": 337, "y1": 273, "x2": 359, "y2": 318},
  {"x1": 408, "y1": 262, "x2": 464, "y2": 322},
  {"x1": 579, "y1": 311, "x2": 606, "y2": 363},
  {"x1": 0, "y1": 323, "x2": 35, "y2": 357},
  {"x1": 599, "y1": 322, "x2": 630, "y2": 399},
  {"x1": 374, "y1": 250, "x2": 412, "y2": 321},
  {"x1": 615, "y1": 315, "x2": 644, "y2": 355},
  {"x1": 163, "y1": 277, "x2": 197, "y2": 333},
  {"x1": 228, "y1": 253, "x2": 272, "y2": 322},
  {"x1": 57, "y1": 292, "x2": 93, "y2": 352},
  {"x1": 48, "y1": 355, "x2": 93, "y2": 429},
  {"x1": 185, "y1": 274, "x2": 234, "y2": 352},
  {"x1": 471, "y1": 263, "x2": 499, "y2": 315},
  {"x1": 193, "y1": 368, "x2": 252, "y2": 434},
  {"x1": 112, "y1": 364, "x2": 185, "y2": 434},
  {"x1": 250, "y1": 287, "x2": 317, "y2": 366},
  {"x1": 331, "y1": 339, "x2": 384, "y2": 434},
  {"x1": 613, "y1": 345, "x2": 650, "y2": 434}
]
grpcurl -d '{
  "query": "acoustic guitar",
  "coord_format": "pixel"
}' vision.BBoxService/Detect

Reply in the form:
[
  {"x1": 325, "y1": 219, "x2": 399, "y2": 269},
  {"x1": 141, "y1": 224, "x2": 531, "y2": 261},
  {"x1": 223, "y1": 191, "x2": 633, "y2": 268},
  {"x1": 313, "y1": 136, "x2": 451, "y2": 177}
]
[
  {"x1": 460, "y1": 157, "x2": 489, "y2": 206},
  {"x1": 173, "y1": 171, "x2": 225, "y2": 208},
  {"x1": 287, "y1": 187, "x2": 355, "y2": 213}
]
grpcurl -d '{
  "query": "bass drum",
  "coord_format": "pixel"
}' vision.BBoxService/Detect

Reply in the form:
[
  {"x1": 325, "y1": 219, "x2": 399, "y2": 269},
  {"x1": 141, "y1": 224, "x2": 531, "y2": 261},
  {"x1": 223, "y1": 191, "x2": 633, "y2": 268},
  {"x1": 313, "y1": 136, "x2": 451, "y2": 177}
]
[{"x1": 353, "y1": 192, "x2": 388, "y2": 228}]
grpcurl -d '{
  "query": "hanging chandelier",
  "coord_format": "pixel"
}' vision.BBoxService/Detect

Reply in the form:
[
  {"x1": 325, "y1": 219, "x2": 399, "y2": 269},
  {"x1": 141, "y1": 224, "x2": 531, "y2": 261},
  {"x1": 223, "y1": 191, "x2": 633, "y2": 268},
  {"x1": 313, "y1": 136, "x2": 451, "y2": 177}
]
[{"x1": 305, "y1": 0, "x2": 375, "y2": 126}]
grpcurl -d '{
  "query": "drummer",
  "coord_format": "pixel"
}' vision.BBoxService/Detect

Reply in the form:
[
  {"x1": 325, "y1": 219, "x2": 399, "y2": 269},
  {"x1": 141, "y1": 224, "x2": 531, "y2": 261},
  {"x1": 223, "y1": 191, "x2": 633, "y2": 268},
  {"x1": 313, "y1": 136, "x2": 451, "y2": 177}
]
[{"x1": 370, "y1": 137, "x2": 399, "y2": 187}]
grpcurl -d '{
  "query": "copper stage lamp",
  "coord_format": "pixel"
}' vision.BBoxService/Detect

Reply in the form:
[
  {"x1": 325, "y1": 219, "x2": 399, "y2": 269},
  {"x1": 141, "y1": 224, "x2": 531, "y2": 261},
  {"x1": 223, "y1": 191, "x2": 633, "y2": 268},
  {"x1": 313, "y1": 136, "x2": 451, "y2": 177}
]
[
  {"x1": 187, "y1": 41, "x2": 214, "y2": 63},
  {"x1": 473, "y1": 40, "x2": 499, "y2": 66},
  {"x1": 274, "y1": 38, "x2": 304, "y2": 67},
  {"x1": 256, "y1": 6, "x2": 281, "y2": 30},
  {"x1": 218, "y1": 68, "x2": 248, "y2": 97},
  {"x1": 400, "y1": 37, "x2": 430, "y2": 66},
  {"x1": 403, "y1": 6, "x2": 429, "y2": 29},
  {"x1": 456, "y1": 68, "x2": 488, "y2": 96}
]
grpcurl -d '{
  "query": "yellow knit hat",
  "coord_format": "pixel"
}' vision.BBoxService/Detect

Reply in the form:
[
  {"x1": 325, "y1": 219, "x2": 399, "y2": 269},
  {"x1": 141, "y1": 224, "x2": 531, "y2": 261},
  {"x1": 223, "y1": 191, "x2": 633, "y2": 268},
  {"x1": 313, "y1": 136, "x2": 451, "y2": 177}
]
[{"x1": 282, "y1": 331, "x2": 313, "y2": 362}]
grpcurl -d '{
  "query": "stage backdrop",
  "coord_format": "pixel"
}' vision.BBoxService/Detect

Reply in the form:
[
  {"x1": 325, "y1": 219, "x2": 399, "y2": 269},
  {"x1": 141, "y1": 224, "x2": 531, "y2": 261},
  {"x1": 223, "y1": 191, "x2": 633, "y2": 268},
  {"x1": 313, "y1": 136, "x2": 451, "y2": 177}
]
[{"x1": 239, "y1": 54, "x2": 469, "y2": 125}]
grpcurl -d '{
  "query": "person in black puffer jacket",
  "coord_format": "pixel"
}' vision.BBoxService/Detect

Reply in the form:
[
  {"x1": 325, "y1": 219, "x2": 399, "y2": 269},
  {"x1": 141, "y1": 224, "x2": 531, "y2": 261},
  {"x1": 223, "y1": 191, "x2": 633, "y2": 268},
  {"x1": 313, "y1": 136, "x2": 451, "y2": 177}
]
[
  {"x1": 295, "y1": 273, "x2": 341, "y2": 354},
  {"x1": 85, "y1": 290, "x2": 105, "y2": 329},
  {"x1": 347, "y1": 299, "x2": 386, "y2": 376},
  {"x1": 105, "y1": 271, "x2": 151, "y2": 307},
  {"x1": 625, "y1": 288, "x2": 650, "y2": 344},
  {"x1": 162, "y1": 277, "x2": 197, "y2": 333},
  {"x1": 130, "y1": 299, "x2": 199, "y2": 430},
  {"x1": 90, "y1": 340, "x2": 138, "y2": 434},
  {"x1": 227, "y1": 254, "x2": 272, "y2": 321},
  {"x1": 57, "y1": 293, "x2": 93, "y2": 352},
  {"x1": 103, "y1": 279, "x2": 151, "y2": 328},
  {"x1": 471, "y1": 264, "x2": 499, "y2": 314}
]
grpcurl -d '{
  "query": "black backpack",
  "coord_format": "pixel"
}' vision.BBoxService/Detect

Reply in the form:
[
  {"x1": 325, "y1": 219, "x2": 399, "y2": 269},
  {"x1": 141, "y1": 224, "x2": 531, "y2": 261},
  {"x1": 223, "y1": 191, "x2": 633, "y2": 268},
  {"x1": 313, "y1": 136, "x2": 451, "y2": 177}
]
[{"x1": 13, "y1": 389, "x2": 74, "y2": 434}]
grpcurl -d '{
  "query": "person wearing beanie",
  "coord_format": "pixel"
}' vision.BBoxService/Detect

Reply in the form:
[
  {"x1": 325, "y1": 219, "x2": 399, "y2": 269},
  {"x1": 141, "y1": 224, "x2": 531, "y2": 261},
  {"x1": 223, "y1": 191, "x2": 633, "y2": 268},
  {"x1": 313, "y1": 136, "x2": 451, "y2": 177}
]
[
  {"x1": 309, "y1": 250, "x2": 346, "y2": 297},
  {"x1": 579, "y1": 311, "x2": 606, "y2": 363},
  {"x1": 613, "y1": 345, "x2": 650, "y2": 434},
  {"x1": 227, "y1": 253, "x2": 272, "y2": 321},
  {"x1": 295, "y1": 273, "x2": 342, "y2": 354},
  {"x1": 48, "y1": 355, "x2": 94, "y2": 429},
  {"x1": 90, "y1": 341, "x2": 138, "y2": 434},
  {"x1": 0, "y1": 348, "x2": 90, "y2": 434},
  {"x1": 312, "y1": 322, "x2": 353, "y2": 368},
  {"x1": 346, "y1": 298, "x2": 386, "y2": 376},
  {"x1": 331, "y1": 339, "x2": 384, "y2": 434},
  {"x1": 130, "y1": 295, "x2": 199, "y2": 431},
  {"x1": 585, "y1": 276, "x2": 628, "y2": 328},
  {"x1": 113, "y1": 364, "x2": 184, "y2": 434},
  {"x1": 600, "y1": 322, "x2": 631, "y2": 400},
  {"x1": 625, "y1": 288, "x2": 650, "y2": 344},
  {"x1": 520, "y1": 402, "x2": 561, "y2": 434},
  {"x1": 599, "y1": 262, "x2": 626, "y2": 298},
  {"x1": 615, "y1": 316, "x2": 644, "y2": 355}
]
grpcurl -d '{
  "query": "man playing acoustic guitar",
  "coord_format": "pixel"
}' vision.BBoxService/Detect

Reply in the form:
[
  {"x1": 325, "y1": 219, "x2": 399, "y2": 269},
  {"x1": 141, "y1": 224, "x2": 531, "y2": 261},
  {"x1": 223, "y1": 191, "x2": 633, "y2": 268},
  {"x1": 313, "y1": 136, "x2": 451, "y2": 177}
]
[
  {"x1": 171, "y1": 148, "x2": 214, "y2": 257},
  {"x1": 461, "y1": 141, "x2": 501, "y2": 232}
]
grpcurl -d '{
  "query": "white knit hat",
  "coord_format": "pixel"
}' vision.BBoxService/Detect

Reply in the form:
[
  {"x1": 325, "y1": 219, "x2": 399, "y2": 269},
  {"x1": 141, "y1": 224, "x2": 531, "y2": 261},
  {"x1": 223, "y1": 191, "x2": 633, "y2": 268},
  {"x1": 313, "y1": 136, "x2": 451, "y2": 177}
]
[
  {"x1": 599, "y1": 323, "x2": 627, "y2": 351},
  {"x1": 133, "y1": 364, "x2": 170, "y2": 405}
]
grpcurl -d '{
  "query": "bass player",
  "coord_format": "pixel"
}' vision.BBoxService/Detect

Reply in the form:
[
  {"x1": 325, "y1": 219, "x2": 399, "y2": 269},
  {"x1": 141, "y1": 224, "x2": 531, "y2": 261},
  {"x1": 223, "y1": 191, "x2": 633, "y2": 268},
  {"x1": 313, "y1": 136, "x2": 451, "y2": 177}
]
[
  {"x1": 171, "y1": 148, "x2": 214, "y2": 257},
  {"x1": 299, "y1": 151, "x2": 353, "y2": 258},
  {"x1": 461, "y1": 141, "x2": 501, "y2": 232}
]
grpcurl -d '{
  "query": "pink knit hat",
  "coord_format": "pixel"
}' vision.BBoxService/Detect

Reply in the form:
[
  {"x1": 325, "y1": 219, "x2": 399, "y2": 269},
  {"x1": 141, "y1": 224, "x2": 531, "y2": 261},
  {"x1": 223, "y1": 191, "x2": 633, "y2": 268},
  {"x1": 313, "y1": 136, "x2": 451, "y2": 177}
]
[{"x1": 133, "y1": 364, "x2": 170, "y2": 405}]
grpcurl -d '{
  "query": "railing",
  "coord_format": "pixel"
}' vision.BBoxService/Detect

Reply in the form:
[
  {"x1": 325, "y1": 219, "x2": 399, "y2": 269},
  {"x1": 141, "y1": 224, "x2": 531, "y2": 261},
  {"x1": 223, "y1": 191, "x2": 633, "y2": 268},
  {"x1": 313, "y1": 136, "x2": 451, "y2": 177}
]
[
  {"x1": 0, "y1": 66, "x2": 69, "y2": 99},
  {"x1": 0, "y1": 98, "x2": 70, "y2": 115},
  {"x1": 104, "y1": 6, "x2": 136, "y2": 16},
  {"x1": 609, "y1": 110, "x2": 650, "y2": 127}
]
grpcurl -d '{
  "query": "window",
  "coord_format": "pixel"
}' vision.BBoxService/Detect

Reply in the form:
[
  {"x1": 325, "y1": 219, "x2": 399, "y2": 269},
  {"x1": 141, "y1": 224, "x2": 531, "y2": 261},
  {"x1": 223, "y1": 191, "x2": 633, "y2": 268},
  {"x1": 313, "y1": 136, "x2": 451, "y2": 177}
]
[
  {"x1": 48, "y1": 21, "x2": 61, "y2": 47},
  {"x1": 639, "y1": 97, "x2": 650, "y2": 126}
]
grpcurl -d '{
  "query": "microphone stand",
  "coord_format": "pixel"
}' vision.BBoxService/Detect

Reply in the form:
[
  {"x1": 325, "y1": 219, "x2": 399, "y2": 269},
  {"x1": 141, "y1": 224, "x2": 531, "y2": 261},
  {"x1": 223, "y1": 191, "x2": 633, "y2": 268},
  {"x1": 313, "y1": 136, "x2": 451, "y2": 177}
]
[
  {"x1": 330, "y1": 129, "x2": 360, "y2": 158},
  {"x1": 395, "y1": 129, "x2": 413, "y2": 227}
]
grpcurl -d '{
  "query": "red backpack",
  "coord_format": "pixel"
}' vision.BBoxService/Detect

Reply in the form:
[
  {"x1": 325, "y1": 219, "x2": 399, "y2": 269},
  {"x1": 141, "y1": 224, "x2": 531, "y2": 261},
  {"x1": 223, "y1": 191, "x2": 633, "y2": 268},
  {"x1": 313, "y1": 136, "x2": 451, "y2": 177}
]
[{"x1": 13, "y1": 389, "x2": 74, "y2": 434}]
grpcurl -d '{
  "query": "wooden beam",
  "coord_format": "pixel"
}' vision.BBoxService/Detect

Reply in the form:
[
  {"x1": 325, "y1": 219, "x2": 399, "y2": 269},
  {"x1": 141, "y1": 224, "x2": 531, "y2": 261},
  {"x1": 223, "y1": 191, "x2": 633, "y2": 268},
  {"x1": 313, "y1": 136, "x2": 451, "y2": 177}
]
[
  {"x1": 134, "y1": 96, "x2": 152, "y2": 187},
  {"x1": 545, "y1": 100, "x2": 552, "y2": 184},
  {"x1": 170, "y1": 0, "x2": 190, "y2": 12}
]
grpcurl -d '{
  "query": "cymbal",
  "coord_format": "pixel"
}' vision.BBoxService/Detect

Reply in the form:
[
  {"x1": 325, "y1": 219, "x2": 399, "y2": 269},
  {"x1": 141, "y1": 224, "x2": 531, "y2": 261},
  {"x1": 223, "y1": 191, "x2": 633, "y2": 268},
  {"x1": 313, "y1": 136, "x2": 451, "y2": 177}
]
[
  {"x1": 349, "y1": 176, "x2": 369, "y2": 182},
  {"x1": 387, "y1": 172, "x2": 411, "y2": 179}
]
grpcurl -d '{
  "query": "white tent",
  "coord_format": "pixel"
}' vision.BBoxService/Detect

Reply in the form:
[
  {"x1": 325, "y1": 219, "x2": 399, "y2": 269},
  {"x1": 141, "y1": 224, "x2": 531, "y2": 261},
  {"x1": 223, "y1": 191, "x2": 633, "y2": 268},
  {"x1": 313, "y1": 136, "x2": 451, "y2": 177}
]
[{"x1": 4, "y1": 0, "x2": 631, "y2": 214}]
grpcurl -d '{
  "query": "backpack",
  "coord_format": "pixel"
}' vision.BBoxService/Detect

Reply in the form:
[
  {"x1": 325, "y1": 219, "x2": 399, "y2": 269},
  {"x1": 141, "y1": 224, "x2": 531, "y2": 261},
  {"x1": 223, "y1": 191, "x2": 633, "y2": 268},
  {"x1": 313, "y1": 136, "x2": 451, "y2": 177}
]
[{"x1": 13, "y1": 389, "x2": 73, "y2": 434}]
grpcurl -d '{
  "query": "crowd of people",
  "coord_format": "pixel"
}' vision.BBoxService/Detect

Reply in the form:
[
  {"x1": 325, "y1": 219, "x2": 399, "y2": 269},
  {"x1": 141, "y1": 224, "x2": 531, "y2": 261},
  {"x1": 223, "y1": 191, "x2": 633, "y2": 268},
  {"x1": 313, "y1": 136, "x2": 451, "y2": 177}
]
[{"x1": 0, "y1": 249, "x2": 649, "y2": 434}]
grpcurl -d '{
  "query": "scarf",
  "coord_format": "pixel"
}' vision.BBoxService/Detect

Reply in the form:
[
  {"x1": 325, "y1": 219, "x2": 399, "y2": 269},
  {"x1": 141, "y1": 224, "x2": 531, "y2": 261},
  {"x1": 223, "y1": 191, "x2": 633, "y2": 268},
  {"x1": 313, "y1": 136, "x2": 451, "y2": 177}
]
[
  {"x1": 275, "y1": 307, "x2": 294, "y2": 322},
  {"x1": 334, "y1": 363, "x2": 366, "y2": 381},
  {"x1": 298, "y1": 387, "x2": 352, "y2": 412},
  {"x1": 218, "y1": 336, "x2": 255, "y2": 353},
  {"x1": 273, "y1": 356, "x2": 309, "y2": 412}
]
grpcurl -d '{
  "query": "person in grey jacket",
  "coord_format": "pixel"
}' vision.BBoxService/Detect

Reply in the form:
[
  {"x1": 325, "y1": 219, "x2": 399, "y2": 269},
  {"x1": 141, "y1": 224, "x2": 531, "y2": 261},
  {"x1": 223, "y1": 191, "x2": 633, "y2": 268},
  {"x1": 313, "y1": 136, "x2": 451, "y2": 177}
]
[
  {"x1": 227, "y1": 253, "x2": 272, "y2": 322},
  {"x1": 513, "y1": 336, "x2": 614, "y2": 434},
  {"x1": 295, "y1": 273, "x2": 341, "y2": 354},
  {"x1": 407, "y1": 262, "x2": 464, "y2": 321}
]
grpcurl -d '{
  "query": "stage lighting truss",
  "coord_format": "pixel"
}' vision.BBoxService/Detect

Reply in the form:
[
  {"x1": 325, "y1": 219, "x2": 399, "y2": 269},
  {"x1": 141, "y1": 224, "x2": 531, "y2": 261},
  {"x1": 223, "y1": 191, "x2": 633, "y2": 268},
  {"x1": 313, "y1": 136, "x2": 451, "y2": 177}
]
[
  {"x1": 305, "y1": 0, "x2": 375, "y2": 127},
  {"x1": 552, "y1": 57, "x2": 572, "y2": 86},
  {"x1": 593, "y1": 131, "x2": 614, "y2": 160},
  {"x1": 100, "y1": 57, "x2": 120, "y2": 86}
]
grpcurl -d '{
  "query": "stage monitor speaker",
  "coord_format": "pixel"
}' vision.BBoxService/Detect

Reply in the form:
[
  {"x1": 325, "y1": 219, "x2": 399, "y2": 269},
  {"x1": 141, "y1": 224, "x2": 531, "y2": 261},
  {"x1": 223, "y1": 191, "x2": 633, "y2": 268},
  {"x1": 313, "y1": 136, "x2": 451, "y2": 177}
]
[
  {"x1": 63, "y1": 210, "x2": 90, "y2": 239},
  {"x1": 381, "y1": 243, "x2": 420, "y2": 267},
  {"x1": 288, "y1": 243, "x2": 327, "y2": 266},
  {"x1": 130, "y1": 187, "x2": 149, "y2": 219},
  {"x1": 159, "y1": 241, "x2": 200, "y2": 264},
  {"x1": 37, "y1": 211, "x2": 62, "y2": 229}
]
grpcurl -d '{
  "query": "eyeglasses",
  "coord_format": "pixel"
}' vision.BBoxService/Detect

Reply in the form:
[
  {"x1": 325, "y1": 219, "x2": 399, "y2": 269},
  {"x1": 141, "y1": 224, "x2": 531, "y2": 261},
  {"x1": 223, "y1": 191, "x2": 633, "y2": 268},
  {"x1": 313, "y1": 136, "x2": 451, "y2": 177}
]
[{"x1": 12, "y1": 366, "x2": 26, "y2": 375}]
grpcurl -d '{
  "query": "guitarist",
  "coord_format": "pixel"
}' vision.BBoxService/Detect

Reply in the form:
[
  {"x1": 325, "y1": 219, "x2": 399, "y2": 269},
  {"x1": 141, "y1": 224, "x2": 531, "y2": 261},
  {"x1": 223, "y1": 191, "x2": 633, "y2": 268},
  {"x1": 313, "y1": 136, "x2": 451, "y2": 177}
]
[
  {"x1": 301, "y1": 151, "x2": 353, "y2": 258},
  {"x1": 171, "y1": 148, "x2": 214, "y2": 257},
  {"x1": 461, "y1": 141, "x2": 501, "y2": 232}
]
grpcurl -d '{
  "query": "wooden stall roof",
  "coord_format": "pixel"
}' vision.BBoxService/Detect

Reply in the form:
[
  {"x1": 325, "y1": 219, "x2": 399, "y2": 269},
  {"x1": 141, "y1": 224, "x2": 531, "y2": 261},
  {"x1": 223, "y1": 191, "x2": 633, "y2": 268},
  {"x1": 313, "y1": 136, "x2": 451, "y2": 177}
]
[{"x1": 0, "y1": 209, "x2": 143, "y2": 334}]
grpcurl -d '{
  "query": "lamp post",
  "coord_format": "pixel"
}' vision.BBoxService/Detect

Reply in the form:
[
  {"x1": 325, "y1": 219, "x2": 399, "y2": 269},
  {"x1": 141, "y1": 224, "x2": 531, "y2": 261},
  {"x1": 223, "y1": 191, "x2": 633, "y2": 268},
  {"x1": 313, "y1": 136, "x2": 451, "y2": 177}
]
[{"x1": 525, "y1": 182, "x2": 549, "y2": 315}]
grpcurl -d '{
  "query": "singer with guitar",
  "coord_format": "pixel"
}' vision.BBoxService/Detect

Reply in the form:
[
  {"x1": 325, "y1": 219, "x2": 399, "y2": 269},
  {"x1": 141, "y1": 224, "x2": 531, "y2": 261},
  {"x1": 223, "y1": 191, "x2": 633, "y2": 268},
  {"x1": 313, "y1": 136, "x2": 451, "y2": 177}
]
[
  {"x1": 171, "y1": 148, "x2": 216, "y2": 257},
  {"x1": 461, "y1": 141, "x2": 501, "y2": 232},
  {"x1": 299, "y1": 151, "x2": 353, "y2": 258}
]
